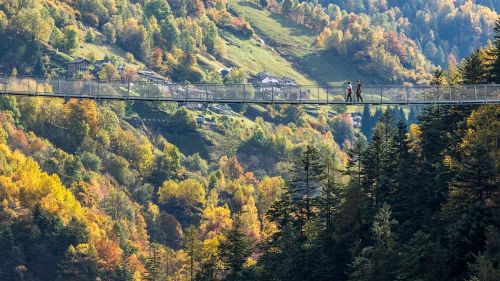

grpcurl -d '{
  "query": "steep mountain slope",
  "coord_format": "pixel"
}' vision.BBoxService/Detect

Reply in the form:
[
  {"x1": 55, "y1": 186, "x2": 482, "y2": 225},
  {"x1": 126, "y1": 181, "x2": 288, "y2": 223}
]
[
  {"x1": 228, "y1": 0, "x2": 365, "y2": 85},
  {"x1": 233, "y1": 0, "x2": 498, "y2": 84}
]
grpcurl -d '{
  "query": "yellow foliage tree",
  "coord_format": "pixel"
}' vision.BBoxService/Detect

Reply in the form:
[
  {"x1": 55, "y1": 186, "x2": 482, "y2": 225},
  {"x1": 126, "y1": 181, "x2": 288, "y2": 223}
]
[
  {"x1": 257, "y1": 176, "x2": 284, "y2": 213},
  {"x1": 199, "y1": 204, "x2": 233, "y2": 239},
  {"x1": 11, "y1": 7, "x2": 54, "y2": 43},
  {"x1": 158, "y1": 179, "x2": 206, "y2": 207},
  {"x1": 0, "y1": 144, "x2": 84, "y2": 224},
  {"x1": 99, "y1": 64, "x2": 120, "y2": 81},
  {"x1": 240, "y1": 197, "x2": 261, "y2": 241}
]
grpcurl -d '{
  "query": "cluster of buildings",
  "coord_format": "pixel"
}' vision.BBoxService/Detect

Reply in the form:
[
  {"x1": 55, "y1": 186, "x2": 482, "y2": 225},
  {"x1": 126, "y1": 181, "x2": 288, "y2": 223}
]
[
  {"x1": 66, "y1": 58, "x2": 166, "y2": 83},
  {"x1": 250, "y1": 71, "x2": 297, "y2": 86},
  {"x1": 66, "y1": 60, "x2": 314, "y2": 105},
  {"x1": 250, "y1": 71, "x2": 309, "y2": 100}
]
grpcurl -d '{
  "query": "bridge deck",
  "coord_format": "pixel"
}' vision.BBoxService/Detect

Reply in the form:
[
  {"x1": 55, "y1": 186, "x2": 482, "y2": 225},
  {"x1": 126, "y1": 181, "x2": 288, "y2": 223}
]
[{"x1": 1, "y1": 77, "x2": 499, "y2": 105}]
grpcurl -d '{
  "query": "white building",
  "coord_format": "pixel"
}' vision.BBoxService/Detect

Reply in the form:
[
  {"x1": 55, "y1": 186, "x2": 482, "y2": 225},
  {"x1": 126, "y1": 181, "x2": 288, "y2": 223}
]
[{"x1": 351, "y1": 112, "x2": 362, "y2": 128}]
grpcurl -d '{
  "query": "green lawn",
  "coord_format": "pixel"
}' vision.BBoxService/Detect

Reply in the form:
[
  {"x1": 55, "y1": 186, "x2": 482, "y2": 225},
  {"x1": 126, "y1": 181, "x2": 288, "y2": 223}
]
[
  {"x1": 228, "y1": 0, "x2": 367, "y2": 85},
  {"x1": 221, "y1": 30, "x2": 315, "y2": 85},
  {"x1": 197, "y1": 54, "x2": 226, "y2": 72},
  {"x1": 76, "y1": 42, "x2": 145, "y2": 68}
]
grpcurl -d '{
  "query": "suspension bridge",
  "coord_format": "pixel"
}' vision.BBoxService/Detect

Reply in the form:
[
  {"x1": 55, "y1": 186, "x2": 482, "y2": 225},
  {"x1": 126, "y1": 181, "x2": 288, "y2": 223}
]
[{"x1": 1, "y1": 77, "x2": 500, "y2": 105}]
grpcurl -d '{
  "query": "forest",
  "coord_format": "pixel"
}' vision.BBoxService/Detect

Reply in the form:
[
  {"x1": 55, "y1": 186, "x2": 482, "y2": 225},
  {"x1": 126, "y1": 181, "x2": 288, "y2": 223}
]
[
  {"x1": 0, "y1": 22, "x2": 498, "y2": 281},
  {"x1": 0, "y1": 0, "x2": 499, "y2": 281},
  {"x1": 259, "y1": 0, "x2": 498, "y2": 82},
  {"x1": 0, "y1": 0, "x2": 498, "y2": 84}
]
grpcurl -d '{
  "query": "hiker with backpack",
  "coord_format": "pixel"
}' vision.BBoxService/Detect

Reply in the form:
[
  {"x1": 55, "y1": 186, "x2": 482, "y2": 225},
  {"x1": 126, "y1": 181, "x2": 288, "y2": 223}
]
[{"x1": 356, "y1": 80, "x2": 363, "y2": 102}]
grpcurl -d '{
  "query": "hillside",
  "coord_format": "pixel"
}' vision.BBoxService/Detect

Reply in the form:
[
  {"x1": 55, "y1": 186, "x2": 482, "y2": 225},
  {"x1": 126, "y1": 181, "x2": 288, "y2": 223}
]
[
  {"x1": 0, "y1": 0, "x2": 497, "y2": 85},
  {"x1": 228, "y1": 0, "x2": 365, "y2": 85},
  {"x1": 234, "y1": 0, "x2": 499, "y2": 84},
  {"x1": 0, "y1": 1, "x2": 499, "y2": 281},
  {"x1": 0, "y1": 85, "x2": 498, "y2": 280}
]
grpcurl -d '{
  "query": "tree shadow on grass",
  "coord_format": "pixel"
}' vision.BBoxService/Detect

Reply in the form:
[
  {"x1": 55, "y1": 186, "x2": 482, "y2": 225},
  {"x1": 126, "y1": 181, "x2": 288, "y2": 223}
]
[{"x1": 298, "y1": 50, "x2": 379, "y2": 85}]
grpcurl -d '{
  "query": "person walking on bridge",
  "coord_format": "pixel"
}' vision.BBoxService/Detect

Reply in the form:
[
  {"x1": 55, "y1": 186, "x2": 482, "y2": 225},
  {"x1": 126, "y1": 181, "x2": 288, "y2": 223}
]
[
  {"x1": 356, "y1": 80, "x2": 363, "y2": 102},
  {"x1": 346, "y1": 81, "x2": 353, "y2": 103}
]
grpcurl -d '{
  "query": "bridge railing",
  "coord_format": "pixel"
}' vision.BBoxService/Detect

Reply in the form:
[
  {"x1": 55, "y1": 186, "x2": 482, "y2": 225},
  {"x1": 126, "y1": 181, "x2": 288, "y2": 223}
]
[{"x1": 1, "y1": 76, "x2": 500, "y2": 104}]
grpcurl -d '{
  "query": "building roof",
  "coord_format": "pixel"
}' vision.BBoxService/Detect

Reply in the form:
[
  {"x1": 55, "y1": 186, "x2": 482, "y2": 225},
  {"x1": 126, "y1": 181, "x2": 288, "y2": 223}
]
[
  {"x1": 67, "y1": 58, "x2": 90, "y2": 65},
  {"x1": 254, "y1": 71, "x2": 274, "y2": 80},
  {"x1": 253, "y1": 71, "x2": 297, "y2": 86},
  {"x1": 138, "y1": 70, "x2": 164, "y2": 79},
  {"x1": 94, "y1": 59, "x2": 112, "y2": 67}
]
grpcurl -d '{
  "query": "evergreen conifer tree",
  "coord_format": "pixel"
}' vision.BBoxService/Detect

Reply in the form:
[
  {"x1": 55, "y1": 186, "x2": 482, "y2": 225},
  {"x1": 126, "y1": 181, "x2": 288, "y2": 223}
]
[
  {"x1": 288, "y1": 145, "x2": 324, "y2": 221},
  {"x1": 219, "y1": 218, "x2": 252, "y2": 281},
  {"x1": 146, "y1": 243, "x2": 162, "y2": 281},
  {"x1": 349, "y1": 203, "x2": 397, "y2": 281},
  {"x1": 361, "y1": 105, "x2": 373, "y2": 139},
  {"x1": 362, "y1": 110, "x2": 398, "y2": 210},
  {"x1": 460, "y1": 50, "x2": 487, "y2": 84},
  {"x1": 185, "y1": 225, "x2": 202, "y2": 281},
  {"x1": 490, "y1": 18, "x2": 500, "y2": 83}
]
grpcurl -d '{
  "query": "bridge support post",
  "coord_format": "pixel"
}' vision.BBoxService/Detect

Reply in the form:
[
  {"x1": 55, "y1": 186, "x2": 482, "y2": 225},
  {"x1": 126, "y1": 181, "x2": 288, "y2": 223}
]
[
  {"x1": 380, "y1": 87, "x2": 383, "y2": 105},
  {"x1": 127, "y1": 81, "x2": 130, "y2": 100},
  {"x1": 299, "y1": 86, "x2": 302, "y2": 104},
  {"x1": 459, "y1": 86, "x2": 462, "y2": 104},
  {"x1": 243, "y1": 84, "x2": 246, "y2": 103},
  {"x1": 326, "y1": 87, "x2": 329, "y2": 104},
  {"x1": 214, "y1": 85, "x2": 217, "y2": 102},
  {"x1": 271, "y1": 85, "x2": 274, "y2": 104},
  {"x1": 434, "y1": 86, "x2": 438, "y2": 105},
  {"x1": 484, "y1": 85, "x2": 487, "y2": 103},
  {"x1": 156, "y1": 82, "x2": 160, "y2": 101}
]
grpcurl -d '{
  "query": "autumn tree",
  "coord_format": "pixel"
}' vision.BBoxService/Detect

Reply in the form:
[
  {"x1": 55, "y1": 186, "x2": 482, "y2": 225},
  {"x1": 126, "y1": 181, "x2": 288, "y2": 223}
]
[
  {"x1": 99, "y1": 64, "x2": 120, "y2": 81},
  {"x1": 11, "y1": 7, "x2": 54, "y2": 43},
  {"x1": 431, "y1": 68, "x2": 446, "y2": 85}
]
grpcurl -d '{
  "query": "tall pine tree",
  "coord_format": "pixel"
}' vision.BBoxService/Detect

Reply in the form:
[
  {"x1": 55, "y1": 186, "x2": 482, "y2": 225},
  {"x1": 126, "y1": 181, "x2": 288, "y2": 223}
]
[
  {"x1": 490, "y1": 17, "x2": 500, "y2": 83},
  {"x1": 460, "y1": 49, "x2": 488, "y2": 84}
]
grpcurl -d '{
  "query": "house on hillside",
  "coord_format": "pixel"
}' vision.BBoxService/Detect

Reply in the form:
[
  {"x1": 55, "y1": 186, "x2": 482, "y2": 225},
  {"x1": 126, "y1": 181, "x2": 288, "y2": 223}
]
[
  {"x1": 94, "y1": 59, "x2": 113, "y2": 71},
  {"x1": 252, "y1": 71, "x2": 298, "y2": 86},
  {"x1": 138, "y1": 70, "x2": 165, "y2": 83},
  {"x1": 67, "y1": 58, "x2": 91, "y2": 75},
  {"x1": 219, "y1": 67, "x2": 232, "y2": 77},
  {"x1": 196, "y1": 116, "x2": 205, "y2": 126},
  {"x1": 185, "y1": 103, "x2": 207, "y2": 111},
  {"x1": 252, "y1": 71, "x2": 281, "y2": 85},
  {"x1": 281, "y1": 76, "x2": 297, "y2": 86},
  {"x1": 351, "y1": 112, "x2": 362, "y2": 128},
  {"x1": 251, "y1": 71, "x2": 301, "y2": 101}
]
